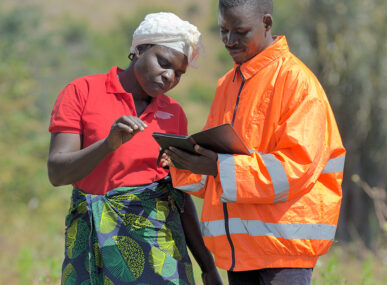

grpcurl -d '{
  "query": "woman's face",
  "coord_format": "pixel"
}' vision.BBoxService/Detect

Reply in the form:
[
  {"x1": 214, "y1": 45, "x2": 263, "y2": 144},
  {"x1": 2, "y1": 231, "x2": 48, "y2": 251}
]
[{"x1": 134, "y1": 45, "x2": 188, "y2": 98}]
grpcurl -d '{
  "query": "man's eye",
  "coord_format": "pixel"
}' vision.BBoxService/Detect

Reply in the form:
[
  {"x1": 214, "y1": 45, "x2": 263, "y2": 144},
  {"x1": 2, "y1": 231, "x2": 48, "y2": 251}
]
[{"x1": 237, "y1": 30, "x2": 248, "y2": 35}]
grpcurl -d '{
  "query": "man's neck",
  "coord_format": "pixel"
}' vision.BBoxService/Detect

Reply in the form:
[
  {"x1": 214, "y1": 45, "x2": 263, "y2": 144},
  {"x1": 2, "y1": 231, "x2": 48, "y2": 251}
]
[{"x1": 241, "y1": 35, "x2": 275, "y2": 65}]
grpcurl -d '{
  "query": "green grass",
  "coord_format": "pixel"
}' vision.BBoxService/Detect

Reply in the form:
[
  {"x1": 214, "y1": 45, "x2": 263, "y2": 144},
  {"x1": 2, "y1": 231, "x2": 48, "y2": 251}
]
[{"x1": 1, "y1": 194, "x2": 386, "y2": 285}]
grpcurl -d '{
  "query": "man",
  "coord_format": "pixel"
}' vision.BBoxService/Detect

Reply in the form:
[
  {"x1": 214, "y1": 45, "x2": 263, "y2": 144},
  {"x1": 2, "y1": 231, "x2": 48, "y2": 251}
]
[{"x1": 162, "y1": 0, "x2": 346, "y2": 284}]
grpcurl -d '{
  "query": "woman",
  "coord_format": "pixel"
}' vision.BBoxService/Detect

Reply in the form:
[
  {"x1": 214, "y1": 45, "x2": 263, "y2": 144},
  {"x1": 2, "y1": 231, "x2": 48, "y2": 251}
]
[{"x1": 48, "y1": 12, "x2": 221, "y2": 285}]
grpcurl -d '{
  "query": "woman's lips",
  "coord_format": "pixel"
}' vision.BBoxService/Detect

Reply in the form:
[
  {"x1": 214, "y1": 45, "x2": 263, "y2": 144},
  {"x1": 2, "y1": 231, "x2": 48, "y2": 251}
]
[{"x1": 154, "y1": 81, "x2": 164, "y2": 90}]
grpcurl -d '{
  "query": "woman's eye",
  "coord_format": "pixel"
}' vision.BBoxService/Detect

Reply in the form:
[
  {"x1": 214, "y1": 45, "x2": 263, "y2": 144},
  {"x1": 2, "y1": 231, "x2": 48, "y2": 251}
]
[{"x1": 158, "y1": 57, "x2": 169, "y2": 68}]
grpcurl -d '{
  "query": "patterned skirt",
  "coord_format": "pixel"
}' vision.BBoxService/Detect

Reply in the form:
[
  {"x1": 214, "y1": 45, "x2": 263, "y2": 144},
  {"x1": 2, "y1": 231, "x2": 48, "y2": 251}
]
[{"x1": 61, "y1": 177, "x2": 194, "y2": 285}]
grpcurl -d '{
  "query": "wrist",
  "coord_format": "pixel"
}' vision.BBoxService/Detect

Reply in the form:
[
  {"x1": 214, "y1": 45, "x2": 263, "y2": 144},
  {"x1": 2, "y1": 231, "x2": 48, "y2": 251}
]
[
  {"x1": 201, "y1": 264, "x2": 217, "y2": 274},
  {"x1": 102, "y1": 138, "x2": 117, "y2": 153},
  {"x1": 211, "y1": 156, "x2": 219, "y2": 177},
  {"x1": 198, "y1": 252, "x2": 217, "y2": 273}
]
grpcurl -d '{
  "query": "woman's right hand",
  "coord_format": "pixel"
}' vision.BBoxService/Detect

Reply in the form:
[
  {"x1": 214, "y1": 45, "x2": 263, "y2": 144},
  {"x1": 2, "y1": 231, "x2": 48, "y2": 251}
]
[{"x1": 106, "y1": 116, "x2": 147, "y2": 151}]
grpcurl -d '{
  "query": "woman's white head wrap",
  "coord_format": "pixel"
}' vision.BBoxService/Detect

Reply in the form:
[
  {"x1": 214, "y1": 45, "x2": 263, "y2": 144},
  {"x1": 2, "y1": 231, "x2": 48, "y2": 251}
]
[{"x1": 130, "y1": 12, "x2": 203, "y2": 66}]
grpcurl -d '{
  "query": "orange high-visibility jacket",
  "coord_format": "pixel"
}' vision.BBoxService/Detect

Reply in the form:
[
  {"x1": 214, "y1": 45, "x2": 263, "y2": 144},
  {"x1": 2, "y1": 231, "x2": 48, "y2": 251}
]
[{"x1": 170, "y1": 36, "x2": 346, "y2": 271}]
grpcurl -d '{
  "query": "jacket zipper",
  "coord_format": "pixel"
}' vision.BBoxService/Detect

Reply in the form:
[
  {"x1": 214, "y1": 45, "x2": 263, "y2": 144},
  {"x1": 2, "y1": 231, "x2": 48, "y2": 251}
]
[
  {"x1": 224, "y1": 65, "x2": 245, "y2": 271},
  {"x1": 231, "y1": 65, "x2": 246, "y2": 125}
]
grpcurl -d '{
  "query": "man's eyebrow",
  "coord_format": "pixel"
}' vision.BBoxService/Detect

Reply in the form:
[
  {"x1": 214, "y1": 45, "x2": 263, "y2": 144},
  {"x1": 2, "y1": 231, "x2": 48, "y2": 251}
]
[{"x1": 234, "y1": 25, "x2": 250, "y2": 29}]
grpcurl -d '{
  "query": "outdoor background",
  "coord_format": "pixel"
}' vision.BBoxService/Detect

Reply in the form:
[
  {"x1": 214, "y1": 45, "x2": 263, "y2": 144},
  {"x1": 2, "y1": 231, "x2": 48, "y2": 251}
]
[{"x1": 0, "y1": 0, "x2": 386, "y2": 284}]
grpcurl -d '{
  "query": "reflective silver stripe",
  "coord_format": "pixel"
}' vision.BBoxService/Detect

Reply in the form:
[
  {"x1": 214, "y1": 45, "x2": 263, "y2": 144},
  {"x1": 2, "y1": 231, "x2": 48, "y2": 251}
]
[
  {"x1": 201, "y1": 219, "x2": 225, "y2": 237},
  {"x1": 219, "y1": 154, "x2": 238, "y2": 202},
  {"x1": 201, "y1": 218, "x2": 337, "y2": 241},
  {"x1": 176, "y1": 175, "x2": 207, "y2": 193},
  {"x1": 322, "y1": 156, "x2": 345, "y2": 174},
  {"x1": 261, "y1": 153, "x2": 290, "y2": 203}
]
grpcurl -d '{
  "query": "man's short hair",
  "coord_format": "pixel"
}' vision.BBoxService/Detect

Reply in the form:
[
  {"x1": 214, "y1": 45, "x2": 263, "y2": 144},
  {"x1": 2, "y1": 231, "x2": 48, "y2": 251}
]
[{"x1": 219, "y1": 0, "x2": 273, "y2": 15}]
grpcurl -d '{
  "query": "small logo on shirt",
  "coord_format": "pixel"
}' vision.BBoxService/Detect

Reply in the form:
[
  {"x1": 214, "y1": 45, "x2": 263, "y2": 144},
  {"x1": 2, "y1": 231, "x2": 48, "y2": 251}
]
[{"x1": 154, "y1": 111, "x2": 174, "y2": 120}]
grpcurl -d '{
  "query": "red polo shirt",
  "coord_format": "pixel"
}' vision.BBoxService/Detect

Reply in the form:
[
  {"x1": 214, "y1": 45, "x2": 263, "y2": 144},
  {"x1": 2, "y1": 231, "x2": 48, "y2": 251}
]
[{"x1": 49, "y1": 66, "x2": 187, "y2": 194}]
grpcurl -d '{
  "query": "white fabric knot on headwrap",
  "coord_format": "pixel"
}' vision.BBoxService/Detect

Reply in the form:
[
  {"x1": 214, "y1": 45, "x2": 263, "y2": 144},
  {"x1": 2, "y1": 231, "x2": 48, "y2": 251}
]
[{"x1": 130, "y1": 12, "x2": 203, "y2": 67}]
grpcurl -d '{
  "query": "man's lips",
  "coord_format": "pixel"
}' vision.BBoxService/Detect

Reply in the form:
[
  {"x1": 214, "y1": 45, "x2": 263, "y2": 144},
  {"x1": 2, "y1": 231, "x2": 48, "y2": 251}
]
[{"x1": 226, "y1": 47, "x2": 243, "y2": 56}]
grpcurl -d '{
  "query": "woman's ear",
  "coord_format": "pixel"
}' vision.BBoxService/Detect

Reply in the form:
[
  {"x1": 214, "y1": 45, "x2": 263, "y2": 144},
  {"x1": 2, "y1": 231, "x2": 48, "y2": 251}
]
[{"x1": 128, "y1": 53, "x2": 136, "y2": 61}]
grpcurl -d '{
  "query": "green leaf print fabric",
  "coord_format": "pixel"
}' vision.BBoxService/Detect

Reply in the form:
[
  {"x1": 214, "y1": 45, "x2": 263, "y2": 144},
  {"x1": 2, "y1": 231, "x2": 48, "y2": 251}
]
[{"x1": 61, "y1": 177, "x2": 194, "y2": 285}]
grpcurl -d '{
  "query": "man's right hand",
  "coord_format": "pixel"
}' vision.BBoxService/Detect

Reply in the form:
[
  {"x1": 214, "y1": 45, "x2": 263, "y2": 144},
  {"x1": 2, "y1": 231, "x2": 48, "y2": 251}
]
[{"x1": 106, "y1": 116, "x2": 147, "y2": 151}]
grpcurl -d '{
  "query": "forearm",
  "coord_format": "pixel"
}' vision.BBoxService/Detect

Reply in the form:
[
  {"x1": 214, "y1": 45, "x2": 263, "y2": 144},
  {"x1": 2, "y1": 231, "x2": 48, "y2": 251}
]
[
  {"x1": 48, "y1": 138, "x2": 112, "y2": 186},
  {"x1": 180, "y1": 194, "x2": 216, "y2": 273}
]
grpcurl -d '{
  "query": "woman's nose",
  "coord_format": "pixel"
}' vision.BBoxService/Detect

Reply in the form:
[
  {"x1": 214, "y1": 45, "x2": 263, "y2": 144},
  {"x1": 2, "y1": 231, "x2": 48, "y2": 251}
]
[{"x1": 162, "y1": 69, "x2": 174, "y2": 85}]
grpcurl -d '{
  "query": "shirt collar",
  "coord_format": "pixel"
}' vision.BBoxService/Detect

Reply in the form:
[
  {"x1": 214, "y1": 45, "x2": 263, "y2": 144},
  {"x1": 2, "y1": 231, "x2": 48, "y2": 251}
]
[
  {"x1": 105, "y1": 66, "x2": 165, "y2": 108},
  {"x1": 106, "y1": 66, "x2": 126, "y2": 94},
  {"x1": 236, "y1": 35, "x2": 289, "y2": 80}
]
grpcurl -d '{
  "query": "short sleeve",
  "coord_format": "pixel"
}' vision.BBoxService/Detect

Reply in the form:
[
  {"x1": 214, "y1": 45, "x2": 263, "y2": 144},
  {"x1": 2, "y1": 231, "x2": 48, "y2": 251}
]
[
  {"x1": 49, "y1": 83, "x2": 86, "y2": 134},
  {"x1": 179, "y1": 109, "x2": 188, "y2": 136}
]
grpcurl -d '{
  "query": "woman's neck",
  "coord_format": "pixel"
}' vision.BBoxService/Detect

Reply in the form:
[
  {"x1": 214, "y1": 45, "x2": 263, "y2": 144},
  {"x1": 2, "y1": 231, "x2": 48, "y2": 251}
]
[
  {"x1": 118, "y1": 64, "x2": 150, "y2": 102},
  {"x1": 118, "y1": 64, "x2": 152, "y2": 116}
]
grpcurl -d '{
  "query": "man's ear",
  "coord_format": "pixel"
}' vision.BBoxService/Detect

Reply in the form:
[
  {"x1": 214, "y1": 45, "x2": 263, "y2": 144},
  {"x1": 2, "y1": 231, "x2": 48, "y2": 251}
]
[{"x1": 263, "y1": 14, "x2": 273, "y2": 30}]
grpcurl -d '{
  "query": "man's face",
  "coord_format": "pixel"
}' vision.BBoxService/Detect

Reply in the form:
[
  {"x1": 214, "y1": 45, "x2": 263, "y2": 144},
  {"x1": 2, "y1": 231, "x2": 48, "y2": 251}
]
[{"x1": 218, "y1": 4, "x2": 269, "y2": 64}]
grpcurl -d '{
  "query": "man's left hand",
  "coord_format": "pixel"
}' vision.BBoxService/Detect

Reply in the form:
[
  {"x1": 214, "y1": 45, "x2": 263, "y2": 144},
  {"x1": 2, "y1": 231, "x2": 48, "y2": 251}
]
[{"x1": 163, "y1": 145, "x2": 218, "y2": 176}]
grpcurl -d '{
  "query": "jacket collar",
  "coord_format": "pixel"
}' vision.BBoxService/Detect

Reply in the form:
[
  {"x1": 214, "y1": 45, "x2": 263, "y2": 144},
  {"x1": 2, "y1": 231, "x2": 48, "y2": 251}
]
[
  {"x1": 236, "y1": 36, "x2": 289, "y2": 80},
  {"x1": 105, "y1": 66, "x2": 166, "y2": 108}
]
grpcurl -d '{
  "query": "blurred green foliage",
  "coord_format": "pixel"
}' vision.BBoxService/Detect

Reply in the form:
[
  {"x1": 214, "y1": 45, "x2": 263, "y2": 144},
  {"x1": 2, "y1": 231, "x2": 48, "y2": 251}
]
[
  {"x1": 217, "y1": 47, "x2": 234, "y2": 67},
  {"x1": 188, "y1": 82, "x2": 216, "y2": 104},
  {"x1": 0, "y1": 6, "x2": 50, "y2": 203},
  {"x1": 0, "y1": 0, "x2": 386, "y2": 284}
]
